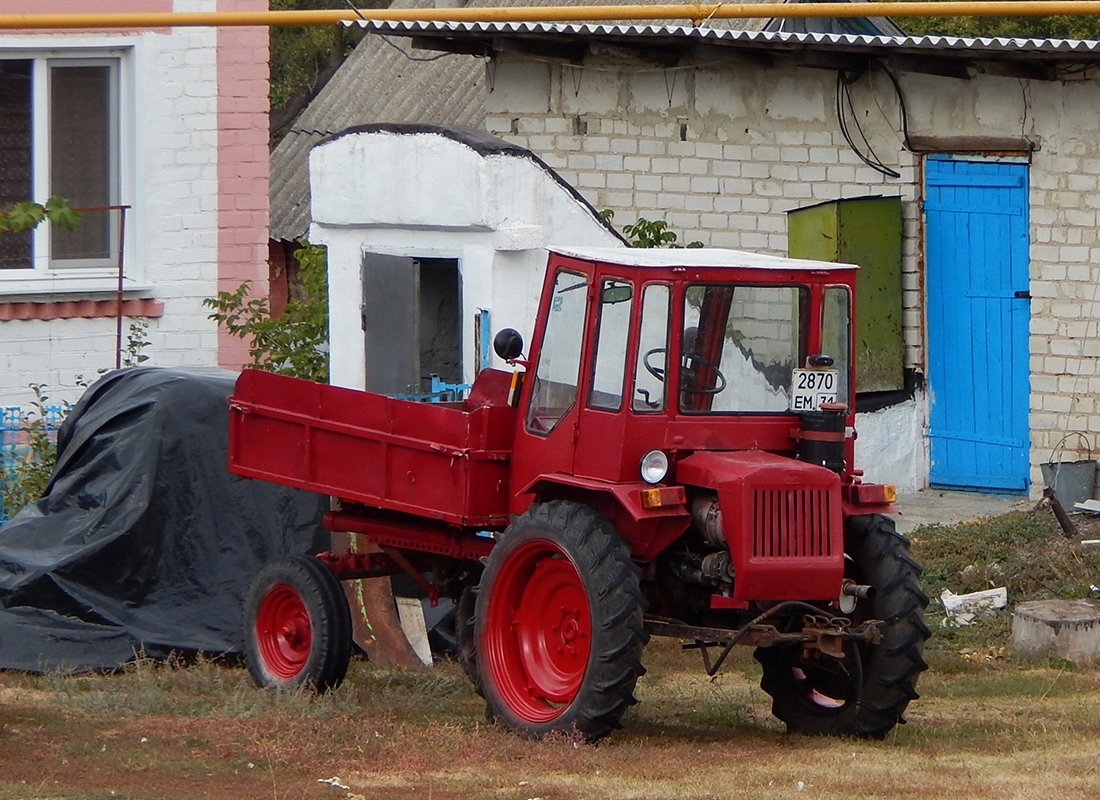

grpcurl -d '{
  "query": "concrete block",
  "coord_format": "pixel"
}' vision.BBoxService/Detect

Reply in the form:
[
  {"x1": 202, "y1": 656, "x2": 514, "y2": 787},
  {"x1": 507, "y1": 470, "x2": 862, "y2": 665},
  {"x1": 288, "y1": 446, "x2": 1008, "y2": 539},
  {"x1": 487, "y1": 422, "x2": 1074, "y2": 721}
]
[{"x1": 1009, "y1": 599, "x2": 1100, "y2": 664}]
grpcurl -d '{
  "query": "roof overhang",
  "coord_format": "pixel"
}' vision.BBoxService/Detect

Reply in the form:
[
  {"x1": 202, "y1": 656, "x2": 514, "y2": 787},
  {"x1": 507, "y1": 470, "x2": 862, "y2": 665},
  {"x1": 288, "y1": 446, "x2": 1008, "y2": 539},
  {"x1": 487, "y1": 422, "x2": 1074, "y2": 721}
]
[{"x1": 350, "y1": 20, "x2": 1100, "y2": 79}]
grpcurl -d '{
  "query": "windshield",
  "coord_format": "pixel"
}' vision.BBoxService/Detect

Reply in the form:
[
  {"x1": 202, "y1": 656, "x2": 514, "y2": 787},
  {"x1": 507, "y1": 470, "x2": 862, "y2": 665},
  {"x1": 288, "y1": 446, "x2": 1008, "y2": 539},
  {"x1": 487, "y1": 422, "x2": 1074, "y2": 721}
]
[{"x1": 679, "y1": 284, "x2": 808, "y2": 413}]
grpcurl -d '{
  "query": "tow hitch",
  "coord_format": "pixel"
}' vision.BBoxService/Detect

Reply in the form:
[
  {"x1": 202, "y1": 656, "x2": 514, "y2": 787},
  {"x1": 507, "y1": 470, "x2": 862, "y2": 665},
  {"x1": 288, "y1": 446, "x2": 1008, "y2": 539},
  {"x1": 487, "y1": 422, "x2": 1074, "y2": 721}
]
[{"x1": 647, "y1": 602, "x2": 885, "y2": 677}]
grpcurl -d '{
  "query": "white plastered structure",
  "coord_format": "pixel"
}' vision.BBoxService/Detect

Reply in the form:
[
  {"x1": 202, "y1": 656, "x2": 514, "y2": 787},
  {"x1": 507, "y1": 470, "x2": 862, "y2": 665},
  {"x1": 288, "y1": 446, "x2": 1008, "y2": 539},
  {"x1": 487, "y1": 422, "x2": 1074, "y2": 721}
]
[{"x1": 308, "y1": 126, "x2": 624, "y2": 391}]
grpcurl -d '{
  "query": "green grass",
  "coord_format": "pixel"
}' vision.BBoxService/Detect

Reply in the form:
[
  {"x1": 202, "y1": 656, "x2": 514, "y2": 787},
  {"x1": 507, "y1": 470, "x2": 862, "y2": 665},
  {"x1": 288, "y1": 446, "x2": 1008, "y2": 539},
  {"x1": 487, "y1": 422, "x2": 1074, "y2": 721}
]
[
  {"x1": 909, "y1": 508, "x2": 1100, "y2": 659},
  {"x1": 3, "y1": 507, "x2": 1100, "y2": 799}
]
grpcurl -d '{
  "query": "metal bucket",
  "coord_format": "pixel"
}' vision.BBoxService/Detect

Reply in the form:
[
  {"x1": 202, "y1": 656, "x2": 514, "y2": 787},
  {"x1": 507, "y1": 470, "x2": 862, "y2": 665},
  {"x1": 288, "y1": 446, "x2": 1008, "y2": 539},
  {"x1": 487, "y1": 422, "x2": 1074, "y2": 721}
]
[{"x1": 1041, "y1": 459, "x2": 1097, "y2": 508}]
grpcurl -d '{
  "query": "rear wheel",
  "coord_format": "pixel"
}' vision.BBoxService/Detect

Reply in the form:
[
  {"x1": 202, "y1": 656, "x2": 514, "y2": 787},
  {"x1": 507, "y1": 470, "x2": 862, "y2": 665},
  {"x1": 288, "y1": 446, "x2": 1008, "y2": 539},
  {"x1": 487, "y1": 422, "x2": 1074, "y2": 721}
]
[
  {"x1": 475, "y1": 501, "x2": 645, "y2": 740},
  {"x1": 243, "y1": 555, "x2": 352, "y2": 692},
  {"x1": 755, "y1": 514, "x2": 930, "y2": 738}
]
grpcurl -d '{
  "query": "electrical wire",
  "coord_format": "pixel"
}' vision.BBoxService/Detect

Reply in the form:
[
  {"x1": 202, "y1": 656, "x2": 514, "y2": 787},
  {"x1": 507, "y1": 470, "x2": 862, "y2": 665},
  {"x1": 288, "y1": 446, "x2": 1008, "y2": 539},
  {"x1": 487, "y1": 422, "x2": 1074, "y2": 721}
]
[
  {"x1": 835, "y1": 69, "x2": 900, "y2": 178},
  {"x1": 877, "y1": 63, "x2": 916, "y2": 153},
  {"x1": 340, "y1": 0, "x2": 365, "y2": 21}
]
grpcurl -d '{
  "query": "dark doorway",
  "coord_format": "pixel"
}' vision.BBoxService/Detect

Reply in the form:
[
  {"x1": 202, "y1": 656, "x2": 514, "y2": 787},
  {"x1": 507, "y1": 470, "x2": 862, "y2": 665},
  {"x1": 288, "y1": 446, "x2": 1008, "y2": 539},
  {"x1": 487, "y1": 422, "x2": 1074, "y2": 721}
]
[{"x1": 361, "y1": 253, "x2": 461, "y2": 396}]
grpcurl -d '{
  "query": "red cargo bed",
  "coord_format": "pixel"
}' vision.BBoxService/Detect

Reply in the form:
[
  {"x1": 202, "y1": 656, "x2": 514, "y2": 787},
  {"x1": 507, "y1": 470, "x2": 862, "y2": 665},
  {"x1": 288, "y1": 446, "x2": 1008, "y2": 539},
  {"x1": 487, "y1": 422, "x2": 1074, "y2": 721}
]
[{"x1": 228, "y1": 369, "x2": 516, "y2": 528}]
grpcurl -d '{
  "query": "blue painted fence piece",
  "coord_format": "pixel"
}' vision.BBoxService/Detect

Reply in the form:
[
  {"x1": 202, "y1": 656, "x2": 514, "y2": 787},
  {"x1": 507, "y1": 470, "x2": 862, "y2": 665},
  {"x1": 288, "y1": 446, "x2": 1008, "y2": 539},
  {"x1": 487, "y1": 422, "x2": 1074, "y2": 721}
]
[{"x1": 0, "y1": 405, "x2": 65, "y2": 524}]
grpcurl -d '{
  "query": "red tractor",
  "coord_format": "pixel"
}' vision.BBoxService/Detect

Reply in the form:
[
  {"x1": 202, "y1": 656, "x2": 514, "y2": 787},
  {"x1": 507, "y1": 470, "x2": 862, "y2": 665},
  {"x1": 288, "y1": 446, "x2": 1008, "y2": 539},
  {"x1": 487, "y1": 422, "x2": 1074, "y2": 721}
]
[{"x1": 228, "y1": 246, "x2": 929, "y2": 740}]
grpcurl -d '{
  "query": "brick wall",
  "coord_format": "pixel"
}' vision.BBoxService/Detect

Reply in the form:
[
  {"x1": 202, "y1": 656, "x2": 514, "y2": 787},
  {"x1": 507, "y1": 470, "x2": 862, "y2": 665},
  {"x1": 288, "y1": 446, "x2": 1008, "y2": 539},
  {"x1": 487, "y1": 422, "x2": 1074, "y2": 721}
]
[
  {"x1": 0, "y1": 0, "x2": 268, "y2": 407},
  {"x1": 484, "y1": 54, "x2": 1100, "y2": 494},
  {"x1": 485, "y1": 57, "x2": 924, "y2": 372},
  {"x1": 215, "y1": 0, "x2": 269, "y2": 371}
]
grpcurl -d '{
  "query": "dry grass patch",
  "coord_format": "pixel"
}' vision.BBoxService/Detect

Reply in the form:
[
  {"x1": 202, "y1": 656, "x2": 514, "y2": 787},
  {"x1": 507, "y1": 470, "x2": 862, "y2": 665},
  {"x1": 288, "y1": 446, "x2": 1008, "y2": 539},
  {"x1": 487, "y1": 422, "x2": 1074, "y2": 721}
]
[{"x1": 4, "y1": 508, "x2": 1100, "y2": 799}]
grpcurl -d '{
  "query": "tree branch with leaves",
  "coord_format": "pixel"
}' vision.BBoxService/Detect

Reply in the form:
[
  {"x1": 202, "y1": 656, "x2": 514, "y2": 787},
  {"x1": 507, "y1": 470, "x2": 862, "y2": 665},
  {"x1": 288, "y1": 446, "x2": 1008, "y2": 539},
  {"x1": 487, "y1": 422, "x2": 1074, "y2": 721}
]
[{"x1": 0, "y1": 195, "x2": 81, "y2": 235}]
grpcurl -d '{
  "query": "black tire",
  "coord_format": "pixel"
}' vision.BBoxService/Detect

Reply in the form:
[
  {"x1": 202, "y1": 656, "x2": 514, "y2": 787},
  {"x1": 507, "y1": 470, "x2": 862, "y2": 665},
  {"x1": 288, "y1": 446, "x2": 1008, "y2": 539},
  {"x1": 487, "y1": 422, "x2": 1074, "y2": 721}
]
[
  {"x1": 243, "y1": 555, "x2": 352, "y2": 692},
  {"x1": 475, "y1": 500, "x2": 645, "y2": 740},
  {"x1": 755, "y1": 513, "x2": 930, "y2": 738},
  {"x1": 455, "y1": 584, "x2": 482, "y2": 694}
]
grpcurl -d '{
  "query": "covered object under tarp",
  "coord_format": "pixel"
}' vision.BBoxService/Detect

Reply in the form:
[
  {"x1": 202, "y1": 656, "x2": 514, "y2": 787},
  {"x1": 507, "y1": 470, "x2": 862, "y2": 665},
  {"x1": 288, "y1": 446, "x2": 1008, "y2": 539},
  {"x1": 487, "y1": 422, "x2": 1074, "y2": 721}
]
[{"x1": 0, "y1": 367, "x2": 328, "y2": 672}]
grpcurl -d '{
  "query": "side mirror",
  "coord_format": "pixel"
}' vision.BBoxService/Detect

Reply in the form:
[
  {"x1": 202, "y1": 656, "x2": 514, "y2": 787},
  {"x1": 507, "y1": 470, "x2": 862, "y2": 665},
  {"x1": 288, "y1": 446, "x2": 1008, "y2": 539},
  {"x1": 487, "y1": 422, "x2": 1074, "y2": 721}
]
[
  {"x1": 493, "y1": 328, "x2": 524, "y2": 361},
  {"x1": 601, "y1": 283, "x2": 633, "y2": 304}
]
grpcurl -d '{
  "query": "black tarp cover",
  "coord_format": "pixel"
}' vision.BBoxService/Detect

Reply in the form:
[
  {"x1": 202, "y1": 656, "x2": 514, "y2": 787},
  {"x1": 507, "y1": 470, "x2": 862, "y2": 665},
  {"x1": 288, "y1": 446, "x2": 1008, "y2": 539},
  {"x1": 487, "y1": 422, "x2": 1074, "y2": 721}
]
[{"x1": 0, "y1": 367, "x2": 328, "y2": 672}]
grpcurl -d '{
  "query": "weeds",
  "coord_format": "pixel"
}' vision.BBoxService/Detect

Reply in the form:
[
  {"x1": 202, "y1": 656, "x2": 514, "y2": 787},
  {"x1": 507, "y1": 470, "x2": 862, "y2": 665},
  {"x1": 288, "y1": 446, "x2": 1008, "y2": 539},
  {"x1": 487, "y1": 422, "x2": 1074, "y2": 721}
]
[
  {"x1": 0, "y1": 321, "x2": 152, "y2": 522},
  {"x1": 0, "y1": 385, "x2": 64, "y2": 520},
  {"x1": 909, "y1": 507, "x2": 1100, "y2": 664},
  {"x1": 910, "y1": 509, "x2": 1100, "y2": 602},
  {"x1": 204, "y1": 240, "x2": 329, "y2": 382}
]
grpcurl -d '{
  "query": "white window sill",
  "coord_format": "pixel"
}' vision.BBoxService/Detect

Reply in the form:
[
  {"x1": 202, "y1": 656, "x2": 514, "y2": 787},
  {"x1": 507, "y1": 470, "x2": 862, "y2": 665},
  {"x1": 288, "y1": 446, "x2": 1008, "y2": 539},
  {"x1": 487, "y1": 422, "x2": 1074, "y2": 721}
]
[{"x1": 0, "y1": 270, "x2": 155, "y2": 302}]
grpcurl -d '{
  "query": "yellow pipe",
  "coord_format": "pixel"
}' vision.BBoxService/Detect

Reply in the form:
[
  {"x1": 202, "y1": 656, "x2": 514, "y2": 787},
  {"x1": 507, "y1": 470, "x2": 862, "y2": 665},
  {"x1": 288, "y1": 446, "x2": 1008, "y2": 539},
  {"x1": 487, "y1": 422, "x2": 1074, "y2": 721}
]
[{"x1": 5, "y1": 3, "x2": 1100, "y2": 30}]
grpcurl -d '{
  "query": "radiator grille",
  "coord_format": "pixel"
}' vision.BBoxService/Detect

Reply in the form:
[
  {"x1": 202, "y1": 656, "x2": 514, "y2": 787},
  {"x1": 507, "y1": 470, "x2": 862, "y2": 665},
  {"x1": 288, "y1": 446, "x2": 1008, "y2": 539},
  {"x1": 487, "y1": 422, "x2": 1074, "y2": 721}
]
[{"x1": 752, "y1": 488, "x2": 834, "y2": 559}]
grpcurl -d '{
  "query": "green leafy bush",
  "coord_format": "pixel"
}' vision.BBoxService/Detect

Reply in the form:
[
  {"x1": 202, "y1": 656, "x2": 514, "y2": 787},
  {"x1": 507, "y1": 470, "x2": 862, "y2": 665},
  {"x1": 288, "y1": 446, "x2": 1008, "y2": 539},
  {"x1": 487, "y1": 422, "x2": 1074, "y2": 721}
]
[
  {"x1": 1, "y1": 386, "x2": 64, "y2": 520},
  {"x1": 204, "y1": 241, "x2": 329, "y2": 382},
  {"x1": 602, "y1": 211, "x2": 703, "y2": 248}
]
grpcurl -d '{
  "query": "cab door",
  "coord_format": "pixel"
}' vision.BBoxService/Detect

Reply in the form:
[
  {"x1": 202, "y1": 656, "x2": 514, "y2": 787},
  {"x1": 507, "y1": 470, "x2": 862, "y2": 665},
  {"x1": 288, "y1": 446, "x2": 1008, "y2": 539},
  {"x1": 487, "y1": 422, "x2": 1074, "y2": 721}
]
[
  {"x1": 573, "y1": 276, "x2": 636, "y2": 480},
  {"x1": 509, "y1": 265, "x2": 595, "y2": 511}
]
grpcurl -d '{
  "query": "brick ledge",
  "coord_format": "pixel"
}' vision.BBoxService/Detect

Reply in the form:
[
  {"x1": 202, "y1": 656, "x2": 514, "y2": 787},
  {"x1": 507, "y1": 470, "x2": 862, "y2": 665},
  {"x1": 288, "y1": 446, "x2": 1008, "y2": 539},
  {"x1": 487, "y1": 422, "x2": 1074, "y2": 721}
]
[{"x1": 0, "y1": 298, "x2": 165, "y2": 321}]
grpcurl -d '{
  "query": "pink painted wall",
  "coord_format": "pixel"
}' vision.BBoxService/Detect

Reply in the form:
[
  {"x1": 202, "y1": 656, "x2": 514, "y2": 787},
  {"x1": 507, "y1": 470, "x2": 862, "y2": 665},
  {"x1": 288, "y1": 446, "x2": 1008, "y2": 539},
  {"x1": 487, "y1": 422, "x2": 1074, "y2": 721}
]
[{"x1": 216, "y1": 0, "x2": 270, "y2": 370}]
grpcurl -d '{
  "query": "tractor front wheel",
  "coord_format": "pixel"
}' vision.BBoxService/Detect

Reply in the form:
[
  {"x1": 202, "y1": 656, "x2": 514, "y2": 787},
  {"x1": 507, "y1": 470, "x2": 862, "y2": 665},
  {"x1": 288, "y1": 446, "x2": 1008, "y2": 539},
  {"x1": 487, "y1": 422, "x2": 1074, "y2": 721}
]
[
  {"x1": 755, "y1": 514, "x2": 930, "y2": 738},
  {"x1": 475, "y1": 501, "x2": 645, "y2": 740},
  {"x1": 243, "y1": 555, "x2": 352, "y2": 692}
]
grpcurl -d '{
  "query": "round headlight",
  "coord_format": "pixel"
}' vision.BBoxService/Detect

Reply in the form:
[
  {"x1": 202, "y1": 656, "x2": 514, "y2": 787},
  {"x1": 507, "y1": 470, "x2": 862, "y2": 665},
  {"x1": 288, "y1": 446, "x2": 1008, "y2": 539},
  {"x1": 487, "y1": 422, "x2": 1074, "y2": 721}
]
[{"x1": 639, "y1": 450, "x2": 669, "y2": 484}]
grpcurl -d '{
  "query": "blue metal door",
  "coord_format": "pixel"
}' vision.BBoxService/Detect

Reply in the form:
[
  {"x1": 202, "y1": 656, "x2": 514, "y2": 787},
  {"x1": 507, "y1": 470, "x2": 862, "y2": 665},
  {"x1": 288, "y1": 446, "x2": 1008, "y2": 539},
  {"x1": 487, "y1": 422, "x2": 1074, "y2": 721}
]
[{"x1": 924, "y1": 157, "x2": 1030, "y2": 491}]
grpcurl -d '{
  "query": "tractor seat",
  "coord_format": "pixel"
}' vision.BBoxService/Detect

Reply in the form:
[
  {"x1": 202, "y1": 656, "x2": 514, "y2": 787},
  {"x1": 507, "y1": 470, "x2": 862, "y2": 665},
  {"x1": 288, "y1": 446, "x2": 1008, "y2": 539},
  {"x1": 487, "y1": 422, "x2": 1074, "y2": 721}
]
[{"x1": 465, "y1": 368, "x2": 514, "y2": 409}]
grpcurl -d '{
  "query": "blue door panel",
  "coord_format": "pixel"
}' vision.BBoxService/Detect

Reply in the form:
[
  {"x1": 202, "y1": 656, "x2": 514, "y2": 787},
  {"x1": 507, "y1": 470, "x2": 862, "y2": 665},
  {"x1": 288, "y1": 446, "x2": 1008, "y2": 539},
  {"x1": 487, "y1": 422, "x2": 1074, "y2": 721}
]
[{"x1": 925, "y1": 157, "x2": 1030, "y2": 492}]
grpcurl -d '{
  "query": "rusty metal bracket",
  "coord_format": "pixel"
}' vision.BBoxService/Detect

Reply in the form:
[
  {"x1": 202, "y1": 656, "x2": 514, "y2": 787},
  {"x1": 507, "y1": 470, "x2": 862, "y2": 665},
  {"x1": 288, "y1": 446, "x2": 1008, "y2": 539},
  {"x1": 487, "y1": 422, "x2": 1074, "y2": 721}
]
[
  {"x1": 647, "y1": 606, "x2": 884, "y2": 677},
  {"x1": 379, "y1": 545, "x2": 440, "y2": 607}
]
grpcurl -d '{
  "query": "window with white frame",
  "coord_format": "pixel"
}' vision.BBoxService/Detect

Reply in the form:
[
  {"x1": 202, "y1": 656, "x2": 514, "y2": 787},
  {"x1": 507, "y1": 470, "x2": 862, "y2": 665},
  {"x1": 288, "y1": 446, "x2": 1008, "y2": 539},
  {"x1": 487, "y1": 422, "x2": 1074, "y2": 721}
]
[{"x1": 0, "y1": 55, "x2": 120, "y2": 272}]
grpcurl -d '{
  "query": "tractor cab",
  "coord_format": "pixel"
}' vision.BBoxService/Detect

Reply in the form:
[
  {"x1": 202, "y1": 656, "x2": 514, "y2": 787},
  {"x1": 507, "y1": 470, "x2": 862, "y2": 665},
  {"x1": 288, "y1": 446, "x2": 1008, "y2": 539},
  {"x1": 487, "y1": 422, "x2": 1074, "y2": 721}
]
[{"x1": 501, "y1": 247, "x2": 883, "y2": 526}]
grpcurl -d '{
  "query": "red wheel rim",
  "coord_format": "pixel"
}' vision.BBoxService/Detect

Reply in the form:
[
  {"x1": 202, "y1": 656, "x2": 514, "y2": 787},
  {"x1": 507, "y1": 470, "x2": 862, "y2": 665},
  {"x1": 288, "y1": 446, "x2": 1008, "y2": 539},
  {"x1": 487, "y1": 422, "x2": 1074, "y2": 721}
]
[
  {"x1": 254, "y1": 582, "x2": 312, "y2": 680},
  {"x1": 484, "y1": 539, "x2": 590, "y2": 723}
]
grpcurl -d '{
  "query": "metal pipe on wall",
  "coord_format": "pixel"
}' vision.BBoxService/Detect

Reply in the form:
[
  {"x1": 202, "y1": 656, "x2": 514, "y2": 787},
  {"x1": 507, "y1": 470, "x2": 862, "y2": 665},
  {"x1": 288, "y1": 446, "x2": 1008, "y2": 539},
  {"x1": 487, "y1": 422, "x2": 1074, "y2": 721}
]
[{"x1": 4, "y1": 3, "x2": 1100, "y2": 30}]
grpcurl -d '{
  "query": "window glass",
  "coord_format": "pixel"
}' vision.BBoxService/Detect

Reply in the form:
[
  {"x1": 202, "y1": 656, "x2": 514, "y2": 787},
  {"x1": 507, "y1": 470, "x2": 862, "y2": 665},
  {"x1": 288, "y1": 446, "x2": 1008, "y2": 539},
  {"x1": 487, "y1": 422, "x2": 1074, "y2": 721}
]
[
  {"x1": 0, "y1": 60, "x2": 32, "y2": 270},
  {"x1": 50, "y1": 63, "x2": 117, "y2": 264},
  {"x1": 680, "y1": 284, "x2": 806, "y2": 413},
  {"x1": 589, "y1": 278, "x2": 633, "y2": 411},
  {"x1": 0, "y1": 56, "x2": 119, "y2": 271},
  {"x1": 632, "y1": 283, "x2": 670, "y2": 412},
  {"x1": 821, "y1": 286, "x2": 852, "y2": 405},
  {"x1": 526, "y1": 270, "x2": 589, "y2": 434}
]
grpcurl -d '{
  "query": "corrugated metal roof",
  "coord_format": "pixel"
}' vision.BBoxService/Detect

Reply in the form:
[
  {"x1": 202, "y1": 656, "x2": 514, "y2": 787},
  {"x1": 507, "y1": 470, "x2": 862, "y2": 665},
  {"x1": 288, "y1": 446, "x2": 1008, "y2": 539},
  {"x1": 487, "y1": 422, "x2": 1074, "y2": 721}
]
[
  {"x1": 349, "y1": 18, "x2": 1100, "y2": 59},
  {"x1": 270, "y1": 0, "x2": 487, "y2": 242}
]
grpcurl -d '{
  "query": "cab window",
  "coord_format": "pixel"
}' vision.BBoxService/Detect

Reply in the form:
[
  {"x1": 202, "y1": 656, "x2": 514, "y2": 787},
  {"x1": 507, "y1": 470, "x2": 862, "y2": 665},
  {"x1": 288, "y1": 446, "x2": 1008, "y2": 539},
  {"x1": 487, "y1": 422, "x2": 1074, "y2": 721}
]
[
  {"x1": 821, "y1": 286, "x2": 852, "y2": 406},
  {"x1": 526, "y1": 270, "x2": 589, "y2": 434},
  {"x1": 588, "y1": 278, "x2": 634, "y2": 411},
  {"x1": 632, "y1": 283, "x2": 670, "y2": 412},
  {"x1": 680, "y1": 284, "x2": 807, "y2": 413}
]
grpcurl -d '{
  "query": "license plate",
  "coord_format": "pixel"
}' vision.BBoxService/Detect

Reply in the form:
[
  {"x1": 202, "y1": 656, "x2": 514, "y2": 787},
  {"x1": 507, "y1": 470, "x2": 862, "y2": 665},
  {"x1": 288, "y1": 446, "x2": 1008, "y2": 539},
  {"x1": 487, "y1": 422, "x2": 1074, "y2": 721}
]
[{"x1": 791, "y1": 368, "x2": 839, "y2": 412}]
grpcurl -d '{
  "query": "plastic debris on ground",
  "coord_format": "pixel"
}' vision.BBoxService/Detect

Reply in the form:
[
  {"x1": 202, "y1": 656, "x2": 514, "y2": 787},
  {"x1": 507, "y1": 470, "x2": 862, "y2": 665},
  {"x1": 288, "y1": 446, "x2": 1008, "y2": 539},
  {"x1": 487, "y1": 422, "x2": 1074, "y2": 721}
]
[{"x1": 941, "y1": 587, "x2": 1008, "y2": 626}]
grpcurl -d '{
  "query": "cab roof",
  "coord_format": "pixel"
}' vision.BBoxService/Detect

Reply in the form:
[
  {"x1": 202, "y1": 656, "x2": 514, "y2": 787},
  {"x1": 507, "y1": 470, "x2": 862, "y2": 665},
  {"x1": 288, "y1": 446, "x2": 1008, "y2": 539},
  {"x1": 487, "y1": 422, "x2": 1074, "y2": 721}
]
[{"x1": 549, "y1": 246, "x2": 856, "y2": 272}]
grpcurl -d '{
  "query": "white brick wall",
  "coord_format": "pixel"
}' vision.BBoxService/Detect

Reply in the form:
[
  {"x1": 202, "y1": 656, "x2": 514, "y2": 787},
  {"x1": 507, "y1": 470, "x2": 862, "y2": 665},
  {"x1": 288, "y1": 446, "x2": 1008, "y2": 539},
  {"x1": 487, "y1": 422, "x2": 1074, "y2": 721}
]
[
  {"x1": 0, "y1": 25, "x2": 221, "y2": 408},
  {"x1": 484, "y1": 52, "x2": 1100, "y2": 494}
]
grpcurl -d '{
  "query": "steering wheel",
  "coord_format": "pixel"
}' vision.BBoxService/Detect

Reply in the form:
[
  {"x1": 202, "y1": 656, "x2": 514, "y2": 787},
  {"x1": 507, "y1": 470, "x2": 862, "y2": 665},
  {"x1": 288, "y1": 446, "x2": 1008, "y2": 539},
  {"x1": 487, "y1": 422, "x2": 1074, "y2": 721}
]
[
  {"x1": 642, "y1": 348, "x2": 728, "y2": 395},
  {"x1": 643, "y1": 347, "x2": 669, "y2": 381}
]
